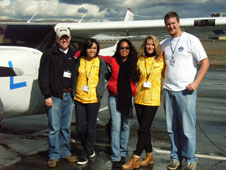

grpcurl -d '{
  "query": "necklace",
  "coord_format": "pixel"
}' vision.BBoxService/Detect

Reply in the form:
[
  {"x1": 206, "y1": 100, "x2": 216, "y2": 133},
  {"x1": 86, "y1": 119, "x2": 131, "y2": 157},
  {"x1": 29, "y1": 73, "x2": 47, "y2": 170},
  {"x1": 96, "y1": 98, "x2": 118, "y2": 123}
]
[
  {"x1": 144, "y1": 57, "x2": 154, "y2": 81},
  {"x1": 85, "y1": 57, "x2": 96, "y2": 85},
  {"x1": 169, "y1": 34, "x2": 181, "y2": 65}
]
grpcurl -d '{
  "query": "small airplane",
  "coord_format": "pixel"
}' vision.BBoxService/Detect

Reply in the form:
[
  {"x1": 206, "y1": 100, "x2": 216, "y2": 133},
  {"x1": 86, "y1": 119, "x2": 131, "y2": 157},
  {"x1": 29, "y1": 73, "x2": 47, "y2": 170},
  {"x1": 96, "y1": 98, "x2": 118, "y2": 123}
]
[
  {"x1": 0, "y1": 8, "x2": 133, "y2": 121},
  {"x1": 0, "y1": 8, "x2": 226, "y2": 122}
]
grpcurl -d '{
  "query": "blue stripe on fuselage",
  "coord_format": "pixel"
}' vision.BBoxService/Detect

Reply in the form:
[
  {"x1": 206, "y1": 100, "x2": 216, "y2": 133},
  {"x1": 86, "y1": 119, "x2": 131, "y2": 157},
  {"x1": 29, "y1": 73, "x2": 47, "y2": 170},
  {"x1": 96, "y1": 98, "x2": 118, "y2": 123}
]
[{"x1": 8, "y1": 60, "x2": 27, "y2": 90}]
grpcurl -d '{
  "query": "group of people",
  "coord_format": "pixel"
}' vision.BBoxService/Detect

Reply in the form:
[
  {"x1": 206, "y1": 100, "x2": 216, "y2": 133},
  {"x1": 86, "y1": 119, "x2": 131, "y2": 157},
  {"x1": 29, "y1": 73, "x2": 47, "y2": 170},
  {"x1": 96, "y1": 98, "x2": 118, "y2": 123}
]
[{"x1": 38, "y1": 11, "x2": 209, "y2": 170}]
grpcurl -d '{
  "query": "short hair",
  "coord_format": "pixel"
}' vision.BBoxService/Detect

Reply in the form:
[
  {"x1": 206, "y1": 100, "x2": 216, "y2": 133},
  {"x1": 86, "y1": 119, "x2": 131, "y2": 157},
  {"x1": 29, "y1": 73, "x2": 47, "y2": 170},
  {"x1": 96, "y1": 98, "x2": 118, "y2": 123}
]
[{"x1": 164, "y1": 12, "x2": 180, "y2": 24}]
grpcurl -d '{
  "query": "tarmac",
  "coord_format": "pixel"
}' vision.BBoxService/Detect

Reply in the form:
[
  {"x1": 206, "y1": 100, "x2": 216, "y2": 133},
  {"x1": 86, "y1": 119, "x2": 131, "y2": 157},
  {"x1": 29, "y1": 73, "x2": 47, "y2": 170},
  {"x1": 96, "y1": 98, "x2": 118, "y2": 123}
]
[
  {"x1": 0, "y1": 68, "x2": 226, "y2": 170},
  {"x1": 1, "y1": 108, "x2": 226, "y2": 170}
]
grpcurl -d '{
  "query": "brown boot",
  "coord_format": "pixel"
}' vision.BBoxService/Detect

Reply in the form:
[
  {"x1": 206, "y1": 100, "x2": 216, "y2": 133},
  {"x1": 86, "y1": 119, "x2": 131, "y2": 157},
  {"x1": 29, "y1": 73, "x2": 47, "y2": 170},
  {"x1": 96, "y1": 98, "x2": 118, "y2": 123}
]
[
  {"x1": 140, "y1": 152, "x2": 154, "y2": 167},
  {"x1": 48, "y1": 159, "x2": 58, "y2": 168},
  {"x1": 122, "y1": 154, "x2": 140, "y2": 170},
  {"x1": 64, "y1": 155, "x2": 78, "y2": 162}
]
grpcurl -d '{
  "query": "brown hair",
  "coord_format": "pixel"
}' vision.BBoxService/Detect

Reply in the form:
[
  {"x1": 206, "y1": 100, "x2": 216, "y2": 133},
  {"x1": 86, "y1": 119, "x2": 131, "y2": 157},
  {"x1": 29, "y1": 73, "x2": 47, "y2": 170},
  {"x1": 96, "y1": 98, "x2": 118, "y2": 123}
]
[
  {"x1": 164, "y1": 11, "x2": 180, "y2": 24},
  {"x1": 140, "y1": 35, "x2": 162, "y2": 61}
]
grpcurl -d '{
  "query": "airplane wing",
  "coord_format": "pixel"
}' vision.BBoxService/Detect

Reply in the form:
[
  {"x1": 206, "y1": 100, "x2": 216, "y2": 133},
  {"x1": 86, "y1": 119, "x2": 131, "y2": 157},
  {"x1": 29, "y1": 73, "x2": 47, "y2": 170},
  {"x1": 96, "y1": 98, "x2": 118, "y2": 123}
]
[
  {"x1": 0, "y1": 23, "x2": 56, "y2": 52},
  {"x1": 1, "y1": 10, "x2": 226, "y2": 119},
  {"x1": 55, "y1": 17, "x2": 226, "y2": 40}
]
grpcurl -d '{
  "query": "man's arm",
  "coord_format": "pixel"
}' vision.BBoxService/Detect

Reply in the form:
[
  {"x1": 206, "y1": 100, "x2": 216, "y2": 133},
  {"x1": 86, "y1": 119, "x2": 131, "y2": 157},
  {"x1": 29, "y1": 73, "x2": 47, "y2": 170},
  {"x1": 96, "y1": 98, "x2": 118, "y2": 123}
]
[
  {"x1": 38, "y1": 52, "x2": 51, "y2": 99},
  {"x1": 186, "y1": 58, "x2": 210, "y2": 91}
]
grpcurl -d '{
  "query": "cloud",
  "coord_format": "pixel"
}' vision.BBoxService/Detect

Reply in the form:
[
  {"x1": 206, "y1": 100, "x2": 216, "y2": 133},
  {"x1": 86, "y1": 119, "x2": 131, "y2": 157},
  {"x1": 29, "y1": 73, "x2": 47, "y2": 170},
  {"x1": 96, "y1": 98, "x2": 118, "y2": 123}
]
[
  {"x1": 0, "y1": 0, "x2": 225, "y2": 21},
  {"x1": 0, "y1": 0, "x2": 11, "y2": 8},
  {"x1": 0, "y1": 0, "x2": 109, "y2": 21}
]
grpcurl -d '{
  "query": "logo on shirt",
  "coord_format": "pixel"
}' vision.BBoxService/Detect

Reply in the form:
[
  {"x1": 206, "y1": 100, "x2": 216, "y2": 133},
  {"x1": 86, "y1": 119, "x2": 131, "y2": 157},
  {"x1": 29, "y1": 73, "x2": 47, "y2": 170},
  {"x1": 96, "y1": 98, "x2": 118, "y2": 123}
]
[{"x1": 178, "y1": 46, "x2": 184, "y2": 52}]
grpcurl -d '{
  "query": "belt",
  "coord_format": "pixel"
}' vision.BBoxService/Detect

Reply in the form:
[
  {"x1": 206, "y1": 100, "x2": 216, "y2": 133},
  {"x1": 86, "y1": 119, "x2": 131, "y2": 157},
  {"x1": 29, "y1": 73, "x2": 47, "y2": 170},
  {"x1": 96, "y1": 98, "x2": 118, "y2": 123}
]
[{"x1": 63, "y1": 88, "x2": 71, "y2": 93}]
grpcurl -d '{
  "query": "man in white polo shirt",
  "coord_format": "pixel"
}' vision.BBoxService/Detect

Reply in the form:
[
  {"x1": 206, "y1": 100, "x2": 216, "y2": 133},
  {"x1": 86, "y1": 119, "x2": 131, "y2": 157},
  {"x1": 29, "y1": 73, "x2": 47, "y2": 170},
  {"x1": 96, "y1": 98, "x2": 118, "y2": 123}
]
[{"x1": 161, "y1": 12, "x2": 209, "y2": 170}]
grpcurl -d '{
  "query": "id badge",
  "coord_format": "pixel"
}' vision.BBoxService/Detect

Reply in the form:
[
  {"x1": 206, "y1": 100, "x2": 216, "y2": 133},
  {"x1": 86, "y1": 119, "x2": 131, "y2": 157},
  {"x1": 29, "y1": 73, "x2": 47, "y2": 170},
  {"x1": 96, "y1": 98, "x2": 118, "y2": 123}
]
[
  {"x1": 63, "y1": 71, "x2": 71, "y2": 78},
  {"x1": 169, "y1": 59, "x2": 175, "y2": 66},
  {"x1": 143, "y1": 81, "x2": 151, "y2": 88},
  {"x1": 83, "y1": 86, "x2": 90, "y2": 92}
]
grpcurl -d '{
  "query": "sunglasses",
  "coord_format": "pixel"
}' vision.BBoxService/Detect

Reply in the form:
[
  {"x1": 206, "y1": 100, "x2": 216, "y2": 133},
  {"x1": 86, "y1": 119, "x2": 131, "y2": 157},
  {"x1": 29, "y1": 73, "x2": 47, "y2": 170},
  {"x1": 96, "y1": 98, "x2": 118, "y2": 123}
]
[
  {"x1": 119, "y1": 46, "x2": 130, "y2": 50},
  {"x1": 60, "y1": 36, "x2": 69, "y2": 40}
]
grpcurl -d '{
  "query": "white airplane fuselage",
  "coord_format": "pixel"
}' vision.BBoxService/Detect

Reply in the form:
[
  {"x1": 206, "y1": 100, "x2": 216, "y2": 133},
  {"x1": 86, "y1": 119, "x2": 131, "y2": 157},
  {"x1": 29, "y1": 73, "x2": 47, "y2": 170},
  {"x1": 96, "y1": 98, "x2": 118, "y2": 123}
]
[
  {"x1": 0, "y1": 46, "x2": 44, "y2": 120},
  {"x1": 1, "y1": 9, "x2": 226, "y2": 121},
  {"x1": 0, "y1": 45, "x2": 116, "y2": 120}
]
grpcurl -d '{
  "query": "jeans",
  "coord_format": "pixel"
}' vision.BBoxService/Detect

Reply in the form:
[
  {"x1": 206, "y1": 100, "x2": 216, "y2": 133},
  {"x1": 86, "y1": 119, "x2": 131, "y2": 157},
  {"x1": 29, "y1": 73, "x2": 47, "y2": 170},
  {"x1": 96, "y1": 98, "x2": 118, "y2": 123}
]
[
  {"x1": 47, "y1": 92, "x2": 73, "y2": 160},
  {"x1": 108, "y1": 95, "x2": 131, "y2": 161},
  {"x1": 75, "y1": 101, "x2": 100, "y2": 157},
  {"x1": 164, "y1": 89, "x2": 197, "y2": 163},
  {"x1": 133, "y1": 104, "x2": 158, "y2": 156}
]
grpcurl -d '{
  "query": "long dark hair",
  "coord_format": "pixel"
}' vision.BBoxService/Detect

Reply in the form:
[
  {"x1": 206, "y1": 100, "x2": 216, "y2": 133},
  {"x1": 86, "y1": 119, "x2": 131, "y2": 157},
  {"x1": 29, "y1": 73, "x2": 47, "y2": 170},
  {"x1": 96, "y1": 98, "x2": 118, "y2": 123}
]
[
  {"x1": 79, "y1": 38, "x2": 100, "y2": 58},
  {"x1": 113, "y1": 39, "x2": 139, "y2": 82}
]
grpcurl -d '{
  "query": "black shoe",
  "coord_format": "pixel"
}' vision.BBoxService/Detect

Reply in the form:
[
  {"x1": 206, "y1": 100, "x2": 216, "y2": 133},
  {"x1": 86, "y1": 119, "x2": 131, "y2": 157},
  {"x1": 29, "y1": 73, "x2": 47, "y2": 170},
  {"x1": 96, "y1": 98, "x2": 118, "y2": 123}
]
[
  {"x1": 120, "y1": 156, "x2": 126, "y2": 164},
  {"x1": 112, "y1": 161, "x2": 122, "y2": 168},
  {"x1": 77, "y1": 156, "x2": 88, "y2": 165}
]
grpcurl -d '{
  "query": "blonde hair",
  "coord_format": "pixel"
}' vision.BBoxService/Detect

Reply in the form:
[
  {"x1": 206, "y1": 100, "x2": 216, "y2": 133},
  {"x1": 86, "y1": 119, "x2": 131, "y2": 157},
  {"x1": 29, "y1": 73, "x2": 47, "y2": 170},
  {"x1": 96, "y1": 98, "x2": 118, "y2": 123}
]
[{"x1": 140, "y1": 35, "x2": 162, "y2": 61}]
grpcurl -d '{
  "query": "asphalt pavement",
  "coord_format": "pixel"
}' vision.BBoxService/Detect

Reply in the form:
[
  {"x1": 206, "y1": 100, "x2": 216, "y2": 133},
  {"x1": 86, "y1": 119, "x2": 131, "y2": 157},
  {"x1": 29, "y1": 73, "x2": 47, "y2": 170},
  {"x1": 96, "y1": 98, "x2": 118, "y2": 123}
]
[{"x1": 0, "y1": 67, "x2": 226, "y2": 170}]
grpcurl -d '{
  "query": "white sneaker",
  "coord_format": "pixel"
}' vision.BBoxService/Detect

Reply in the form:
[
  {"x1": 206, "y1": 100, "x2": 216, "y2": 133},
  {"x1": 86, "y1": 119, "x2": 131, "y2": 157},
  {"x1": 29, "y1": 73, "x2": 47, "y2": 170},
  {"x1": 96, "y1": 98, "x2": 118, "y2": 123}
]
[{"x1": 77, "y1": 156, "x2": 88, "y2": 165}]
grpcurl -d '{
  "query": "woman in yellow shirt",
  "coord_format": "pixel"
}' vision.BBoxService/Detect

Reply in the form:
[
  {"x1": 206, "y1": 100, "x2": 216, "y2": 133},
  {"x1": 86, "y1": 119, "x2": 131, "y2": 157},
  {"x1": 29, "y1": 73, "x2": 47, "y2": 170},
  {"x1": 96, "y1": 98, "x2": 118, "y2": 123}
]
[
  {"x1": 73, "y1": 38, "x2": 107, "y2": 165},
  {"x1": 122, "y1": 36, "x2": 165, "y2": 170}
]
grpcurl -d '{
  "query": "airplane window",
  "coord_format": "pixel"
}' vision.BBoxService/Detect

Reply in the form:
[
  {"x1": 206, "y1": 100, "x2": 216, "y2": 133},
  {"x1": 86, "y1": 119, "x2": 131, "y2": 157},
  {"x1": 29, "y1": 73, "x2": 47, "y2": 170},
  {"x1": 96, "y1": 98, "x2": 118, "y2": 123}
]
[{"x1": 194, "y1": 19, "x2": 215, "y2": 27}]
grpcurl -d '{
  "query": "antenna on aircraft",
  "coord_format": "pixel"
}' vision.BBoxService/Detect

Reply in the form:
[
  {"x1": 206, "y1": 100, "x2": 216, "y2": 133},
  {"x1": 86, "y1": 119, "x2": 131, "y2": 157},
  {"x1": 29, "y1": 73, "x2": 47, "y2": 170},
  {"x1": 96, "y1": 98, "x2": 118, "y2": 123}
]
[{"x1": 27, "y1": 11, "x2": 38, "y2": 23}]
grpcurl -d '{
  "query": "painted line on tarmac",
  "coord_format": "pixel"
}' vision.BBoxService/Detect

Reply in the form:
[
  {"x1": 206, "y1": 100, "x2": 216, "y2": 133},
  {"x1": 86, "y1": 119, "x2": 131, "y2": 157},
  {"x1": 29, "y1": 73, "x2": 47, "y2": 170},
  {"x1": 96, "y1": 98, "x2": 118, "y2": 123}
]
[
  {"x1": 99, "y1": 106, "x2": 108, "y2": 112},
  {"x1": 71, "y1": 139, "x2": 226, "y2": 161},
  {"x1": 154, "y1": 148, "x2": 226, "y2": 161},
  {"x1": 88, "y1": 106, "x2": 226, "y2": 161}
]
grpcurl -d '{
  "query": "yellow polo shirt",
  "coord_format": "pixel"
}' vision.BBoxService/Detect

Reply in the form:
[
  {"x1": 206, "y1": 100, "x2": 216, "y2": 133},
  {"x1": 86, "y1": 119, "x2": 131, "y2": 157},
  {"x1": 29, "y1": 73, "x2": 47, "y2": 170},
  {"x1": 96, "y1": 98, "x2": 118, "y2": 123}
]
[
  {"x1": 74, "y1": 56, "x2": 100, "y2": 103},
  {"x1": 134, "y1": 56, "x2": 164, "y2": 106}
]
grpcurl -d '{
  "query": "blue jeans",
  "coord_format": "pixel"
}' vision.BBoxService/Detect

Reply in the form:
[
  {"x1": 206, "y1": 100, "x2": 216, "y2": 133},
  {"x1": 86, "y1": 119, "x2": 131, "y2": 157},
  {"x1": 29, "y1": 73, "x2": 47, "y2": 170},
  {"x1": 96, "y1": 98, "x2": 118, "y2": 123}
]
[
  {"x1": 47, "y1": 92, "x2": 73, "y2": 160},
  {"x1": 75, "y1": 101, "x2": 100, "y2": 157},
  {"x1": 164, "y1": 89, "x2": 197, "y2": 163},
  {"x1": 108, "y1": 95, "x2": 131, "y2": 161}
]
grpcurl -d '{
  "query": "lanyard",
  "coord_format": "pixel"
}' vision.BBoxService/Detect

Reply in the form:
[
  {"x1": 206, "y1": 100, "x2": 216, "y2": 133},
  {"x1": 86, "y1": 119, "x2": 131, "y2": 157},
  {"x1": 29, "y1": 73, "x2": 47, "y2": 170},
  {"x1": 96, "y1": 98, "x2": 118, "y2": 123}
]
[
  {"x1": 170, "y1": 34, "x2": 181, "y2": 62},
  {"x1": 144, "y1": 57, "x2": 154, "y2": 81},
  {"x1": 85, "y1": 57, "x2": 96, "y2": 85}
]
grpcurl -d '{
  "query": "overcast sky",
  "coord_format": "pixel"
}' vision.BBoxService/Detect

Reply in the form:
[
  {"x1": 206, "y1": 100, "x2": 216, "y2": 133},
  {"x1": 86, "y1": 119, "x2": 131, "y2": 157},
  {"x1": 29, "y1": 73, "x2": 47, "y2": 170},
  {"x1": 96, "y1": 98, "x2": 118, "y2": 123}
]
[{"x1": 0, "y1": 0, "x2": 225, "y2": 22}]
